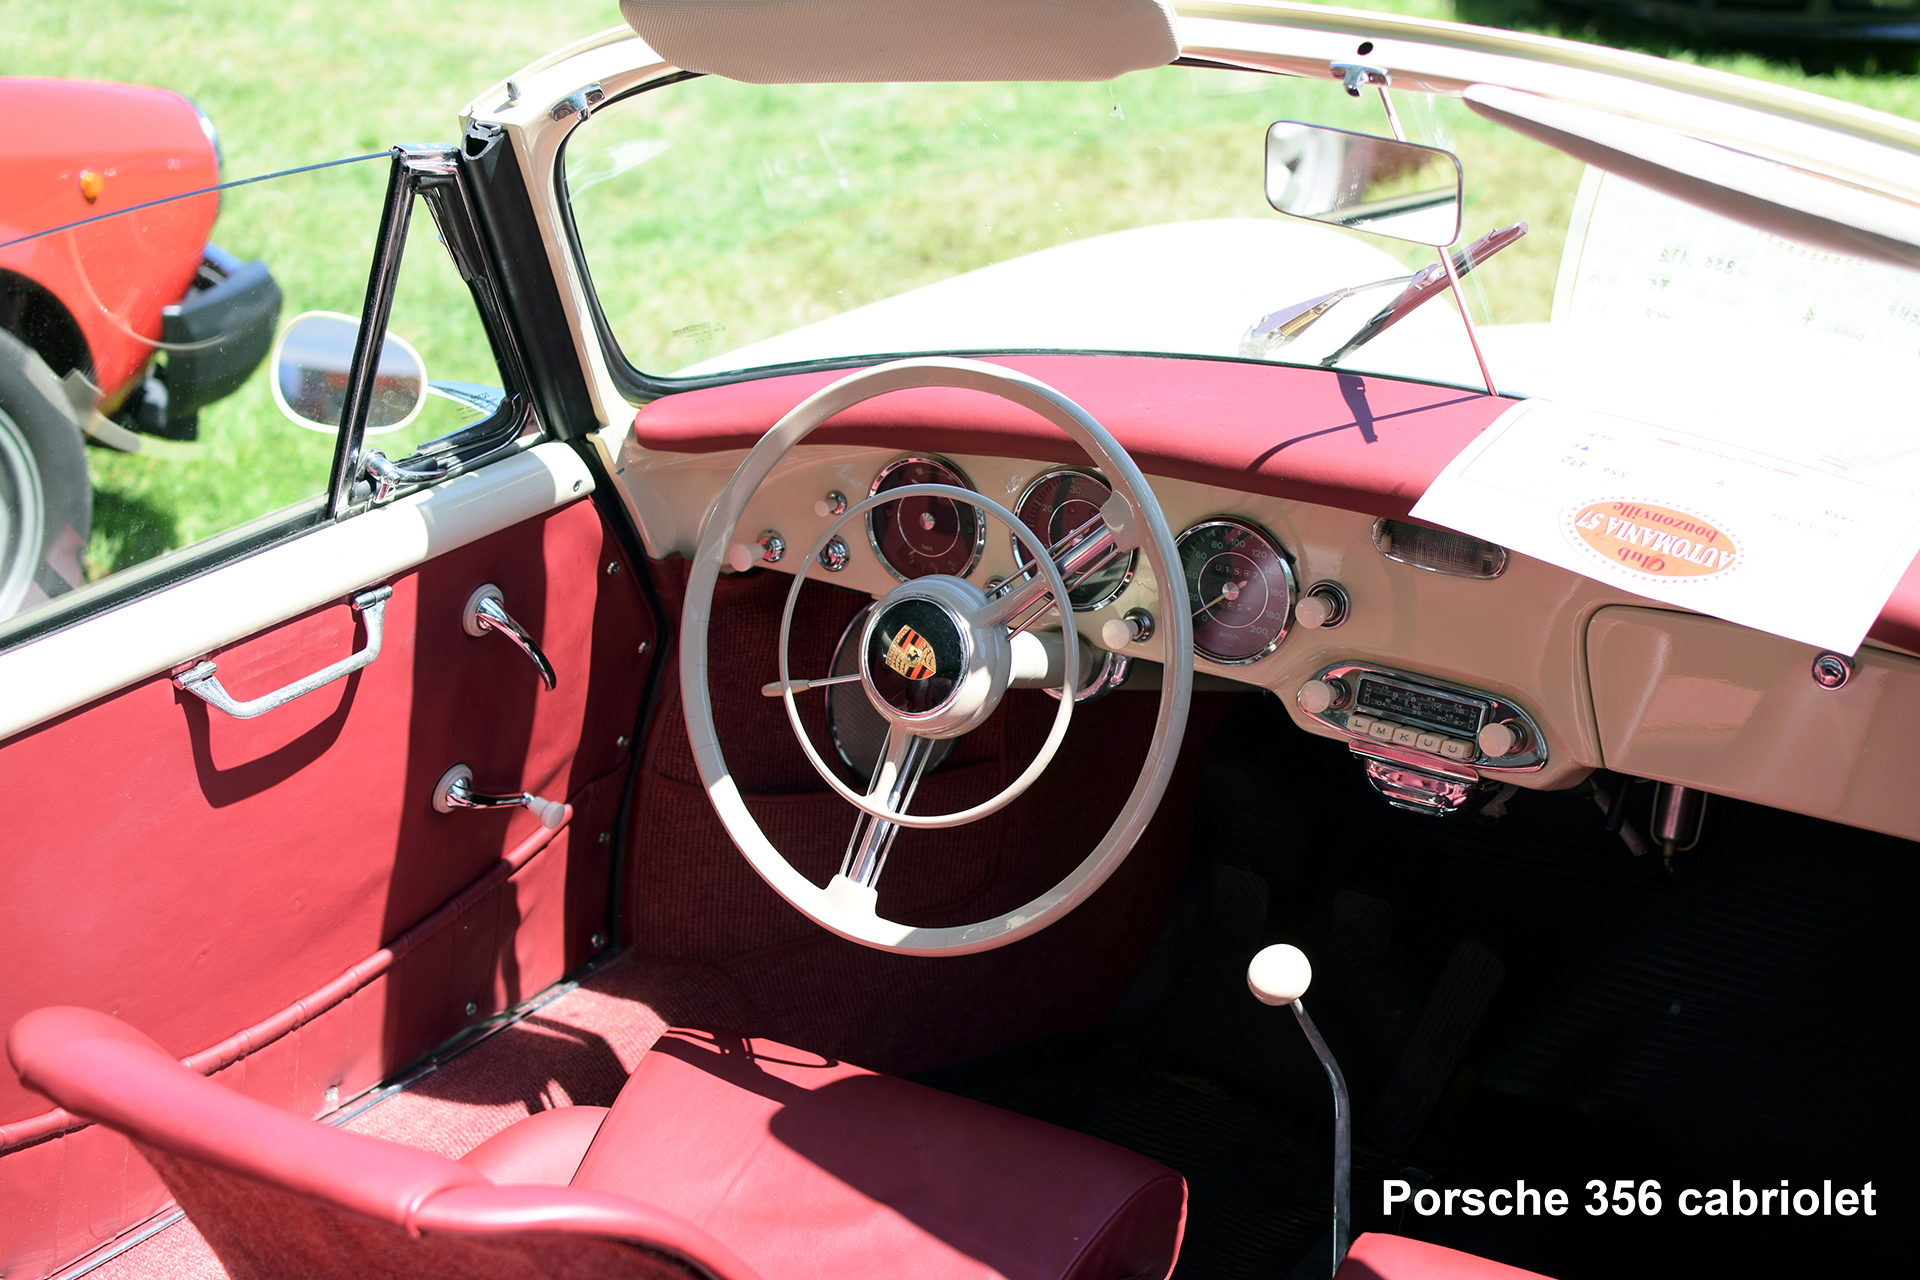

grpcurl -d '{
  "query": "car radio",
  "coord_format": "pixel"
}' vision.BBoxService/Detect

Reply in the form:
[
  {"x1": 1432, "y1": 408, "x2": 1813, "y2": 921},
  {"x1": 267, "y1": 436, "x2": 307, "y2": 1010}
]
[{"x1": 1295, "y1": 663, "x2": 1548, "y2": 773}]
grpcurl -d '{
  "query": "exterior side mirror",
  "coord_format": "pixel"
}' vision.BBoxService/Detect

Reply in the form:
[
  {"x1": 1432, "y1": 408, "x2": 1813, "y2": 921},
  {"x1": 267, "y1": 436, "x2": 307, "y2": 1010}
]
[
  {"x1": 1265, "y1": 122, "x2": 1463, "y2": 248},
  {"x1": 269, "y1": 310, "x2": 427, "y2": 435}
]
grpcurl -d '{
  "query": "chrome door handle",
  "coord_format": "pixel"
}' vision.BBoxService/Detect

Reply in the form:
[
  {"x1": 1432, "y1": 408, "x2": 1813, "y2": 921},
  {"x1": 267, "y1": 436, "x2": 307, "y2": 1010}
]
[
  {"x1": 173, "y1": 585, "x2": 392, "y2": 719},
  {"x1": 432, "y1": 763, "x2": 566, "y2": 829},
  {"x1": 462, "y1": 584, "x2": 556, "y2": 690}
]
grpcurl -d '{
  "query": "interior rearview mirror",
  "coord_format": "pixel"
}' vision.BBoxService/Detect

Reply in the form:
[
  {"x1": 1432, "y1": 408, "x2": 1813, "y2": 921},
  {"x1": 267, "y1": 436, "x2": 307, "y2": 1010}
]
[
  {"x1": 270, "y1": 310, "x2": 428, "y2": 435},
  {"x1": 1265, "y1": 123, "x2": 1463, "y2": 248}
]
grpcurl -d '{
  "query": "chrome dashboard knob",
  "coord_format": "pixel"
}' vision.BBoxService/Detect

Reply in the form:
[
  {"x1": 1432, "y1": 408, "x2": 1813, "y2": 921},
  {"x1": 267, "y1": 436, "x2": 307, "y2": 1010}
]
[{"x1": 818, "y1": 536, "x2": 851, "y2": 572}]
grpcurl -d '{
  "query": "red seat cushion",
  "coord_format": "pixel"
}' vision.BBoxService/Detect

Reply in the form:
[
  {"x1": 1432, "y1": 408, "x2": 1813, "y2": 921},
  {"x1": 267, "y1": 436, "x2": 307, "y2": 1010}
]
[
  {"x1": 571, "y1": 1028, "x2": 1188, "y2": 1280},
  {"x1": 460, "y1": 1105, "x2": 611, "y2": 1187},
  {"x1": 1338, "y1": 1233, "x2": 1556, "y2": 1280}
]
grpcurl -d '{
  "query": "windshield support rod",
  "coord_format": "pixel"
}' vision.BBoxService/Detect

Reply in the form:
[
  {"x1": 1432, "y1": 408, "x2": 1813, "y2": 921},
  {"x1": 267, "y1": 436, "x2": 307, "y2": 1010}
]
[{"x1": 1354, "y1": 67, "x2": 1499, "y2": 398}]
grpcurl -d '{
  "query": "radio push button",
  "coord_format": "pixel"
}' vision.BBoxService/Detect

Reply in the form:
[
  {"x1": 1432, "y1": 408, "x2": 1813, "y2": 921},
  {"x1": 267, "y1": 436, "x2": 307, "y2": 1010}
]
[
  {"x1": 1414, "y1": 731, "x2": 1445, "y2": 753},
  {"x1": 1346, "y1": 714, "x2": 1376, "y2": 735},
  {"x1": 1439, "y1": 737, "x2": 1475, "y2": 761},
  {"x1": 1390, "y1": 725, "x2": 1420, "y2": 748},
  {"x1": 1368, "y1": 720, "x2": 1397, "y2": 743}
]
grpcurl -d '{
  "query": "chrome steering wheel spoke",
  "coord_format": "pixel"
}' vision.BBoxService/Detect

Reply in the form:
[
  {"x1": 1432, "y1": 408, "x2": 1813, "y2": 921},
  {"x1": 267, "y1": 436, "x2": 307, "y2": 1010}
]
[{"x1": 841, "y1": 723, "x2": 935, "y2": 893}]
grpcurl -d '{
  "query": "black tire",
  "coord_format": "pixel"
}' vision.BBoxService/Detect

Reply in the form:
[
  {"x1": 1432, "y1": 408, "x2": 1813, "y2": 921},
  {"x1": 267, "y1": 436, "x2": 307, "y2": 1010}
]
[{"x1": 0, "y1": 328, "x2": 92, "y2": 621}]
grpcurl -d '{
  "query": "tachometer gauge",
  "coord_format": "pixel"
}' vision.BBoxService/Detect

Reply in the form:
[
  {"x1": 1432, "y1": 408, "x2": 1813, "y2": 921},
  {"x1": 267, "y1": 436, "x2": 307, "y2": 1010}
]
[
  {"x1": 1012, "y1": 468, "x2": 1137, "y2": 611},
  {"x1": 1177, "y1": 519, "x2": 1298, "y2": 665},
  {"x1": 867, "y1": 456, "x2": 985, "y2": 580}
]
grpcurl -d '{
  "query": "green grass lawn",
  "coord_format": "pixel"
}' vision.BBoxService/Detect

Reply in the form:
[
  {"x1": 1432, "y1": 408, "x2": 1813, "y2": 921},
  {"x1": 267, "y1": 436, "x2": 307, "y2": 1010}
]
[{"x1": 4, "y1": 0, "x2": 1917, "y2": 583}]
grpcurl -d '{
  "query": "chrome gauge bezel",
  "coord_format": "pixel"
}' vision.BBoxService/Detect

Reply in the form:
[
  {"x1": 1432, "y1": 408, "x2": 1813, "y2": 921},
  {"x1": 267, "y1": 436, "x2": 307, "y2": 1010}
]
[
  {"x1": 1010, "y1": 466, "x2": 1139, "y2": 612},
  {"x1": 866, "y1": 454, "x2": 986, "y2": 583},
  {"x1": 1176, "y1": 517, "x2": 1299, "y2": 666}
]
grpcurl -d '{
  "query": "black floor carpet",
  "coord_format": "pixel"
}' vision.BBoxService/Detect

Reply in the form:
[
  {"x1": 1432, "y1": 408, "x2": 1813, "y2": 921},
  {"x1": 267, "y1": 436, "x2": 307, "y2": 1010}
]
[{"x1": 920, "y1": 692, "x2": 1913, "y2": 1280}]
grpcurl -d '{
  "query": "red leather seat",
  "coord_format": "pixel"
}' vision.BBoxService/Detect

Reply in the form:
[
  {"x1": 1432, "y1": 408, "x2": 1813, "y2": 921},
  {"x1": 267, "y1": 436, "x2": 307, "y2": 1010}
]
[
  {"x1": 1337, "y1": 1233, "x2": 1555, "y2": 1280},
  {"x1": 7, "y1": 1009, "x2": 1186, "y2": 1280}
]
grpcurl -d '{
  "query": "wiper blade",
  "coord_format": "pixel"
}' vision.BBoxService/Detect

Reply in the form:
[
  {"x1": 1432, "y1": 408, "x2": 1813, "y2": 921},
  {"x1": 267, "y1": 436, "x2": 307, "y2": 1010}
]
[
  {"x1": 1238, "y1": 274, "x2": 1407, "y2": 358},
  {"x1": 1321, "y1": 222, "x2": 1528, "y2": 367}
]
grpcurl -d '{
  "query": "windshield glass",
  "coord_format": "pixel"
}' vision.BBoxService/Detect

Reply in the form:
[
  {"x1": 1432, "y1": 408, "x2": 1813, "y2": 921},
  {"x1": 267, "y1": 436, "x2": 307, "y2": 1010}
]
[
  {"x1": 569, "y1": 63, "x2": 1920, "y2": 488},
  {"x1": 566, "y1": 66, "x2": 1581, "y2": 385}
]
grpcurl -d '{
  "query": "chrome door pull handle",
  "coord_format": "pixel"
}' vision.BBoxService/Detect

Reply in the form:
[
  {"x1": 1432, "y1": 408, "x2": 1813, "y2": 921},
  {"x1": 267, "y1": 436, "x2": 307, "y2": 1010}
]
[
  {"x1": 173, "y1": 585, "x2": 392, "y2": 719},
  {"x1": 431, "y1": 763, "x2": 566, "y2": 829},
  {"x1": 462, "y1": 584, "x2": 556, "y2": 690}
]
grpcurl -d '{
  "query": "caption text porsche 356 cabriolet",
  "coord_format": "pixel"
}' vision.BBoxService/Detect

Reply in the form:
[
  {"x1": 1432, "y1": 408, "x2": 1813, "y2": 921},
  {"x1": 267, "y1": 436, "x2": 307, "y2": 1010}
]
[{"x1": 1, "y1": 3, "x2": 1914, "y2": 1279}]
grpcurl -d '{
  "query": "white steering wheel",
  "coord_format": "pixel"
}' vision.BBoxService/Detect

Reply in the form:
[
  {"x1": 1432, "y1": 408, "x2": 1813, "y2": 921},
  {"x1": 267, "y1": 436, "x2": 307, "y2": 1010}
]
[{"x1": 681, "y1": 358, "x2": 1193, "y2": 955}]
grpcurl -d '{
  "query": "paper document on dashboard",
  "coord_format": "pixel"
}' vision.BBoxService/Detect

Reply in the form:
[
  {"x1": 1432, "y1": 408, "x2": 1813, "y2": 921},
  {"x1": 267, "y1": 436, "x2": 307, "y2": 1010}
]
[{"x1": 1409, "y1": 399, "x2": 1920, "y2": 654}]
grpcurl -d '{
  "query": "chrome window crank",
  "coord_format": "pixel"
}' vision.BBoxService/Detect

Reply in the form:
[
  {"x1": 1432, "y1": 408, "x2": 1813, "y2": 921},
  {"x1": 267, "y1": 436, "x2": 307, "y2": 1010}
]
[
  {"x1": 462, "y1": 584, "x2": 556, "y2": 690},
  {"x1": 432, "y1": 763, "x2": 566, "y2": 829}
]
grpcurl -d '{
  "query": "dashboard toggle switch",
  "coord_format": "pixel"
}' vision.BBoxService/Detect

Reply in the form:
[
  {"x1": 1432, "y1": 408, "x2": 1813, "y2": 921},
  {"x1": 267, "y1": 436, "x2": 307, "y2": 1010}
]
[{"x1": 814, "y1": 490, "x2": 849, "y2": 518}]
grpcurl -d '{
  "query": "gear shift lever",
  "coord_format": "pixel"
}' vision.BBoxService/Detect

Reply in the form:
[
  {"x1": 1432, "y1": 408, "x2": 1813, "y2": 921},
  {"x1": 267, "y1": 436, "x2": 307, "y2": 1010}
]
[{"x1": 1249, "y1": 944, "x2": 1350, "y2": 1276}]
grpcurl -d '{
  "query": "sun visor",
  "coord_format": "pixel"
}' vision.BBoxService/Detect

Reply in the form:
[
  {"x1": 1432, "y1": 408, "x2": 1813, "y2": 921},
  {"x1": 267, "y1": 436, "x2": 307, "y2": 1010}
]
[
  {"x1": 1464, "y1": 84, "x2": 1920, "y2": 273},
  {"x1": 618, "y1": 0, "x2": 1180, "y2": 83}
]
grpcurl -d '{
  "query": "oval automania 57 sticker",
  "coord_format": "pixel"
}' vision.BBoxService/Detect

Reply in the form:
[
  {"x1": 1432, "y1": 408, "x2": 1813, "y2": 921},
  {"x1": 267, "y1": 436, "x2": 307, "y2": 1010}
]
[{"x1": 1566, "y1": 500, "x2": 1740, "y2": 579}]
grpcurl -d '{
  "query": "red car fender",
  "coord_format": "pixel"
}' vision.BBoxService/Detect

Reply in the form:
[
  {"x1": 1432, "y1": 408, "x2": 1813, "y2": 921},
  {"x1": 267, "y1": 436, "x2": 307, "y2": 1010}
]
[{"x1": 0, "y1": 77, "x2": 219, "y2": 398}]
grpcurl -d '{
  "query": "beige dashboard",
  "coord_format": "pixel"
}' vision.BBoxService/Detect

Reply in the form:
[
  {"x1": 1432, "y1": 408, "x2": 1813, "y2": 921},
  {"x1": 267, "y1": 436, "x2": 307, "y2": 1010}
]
[{"x1": 615, "y1": 437, "x2": 1920, "y2": 843}]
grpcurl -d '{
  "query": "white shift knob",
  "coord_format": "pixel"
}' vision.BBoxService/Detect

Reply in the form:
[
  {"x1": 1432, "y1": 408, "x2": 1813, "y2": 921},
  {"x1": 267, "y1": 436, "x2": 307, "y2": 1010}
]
[
  {"x1": 1247, "y1": 944, "x2": 1313, "y2": 1006},
  {"x1": 1101, "y1": 617, "x2": 1133, "y2": 650},
  {"x1": 725, "y1": 542, "x2": 754, "y2": 573},
  {"x1": 1296, "y1": 593, "x2": 1333, "y2": 628}
]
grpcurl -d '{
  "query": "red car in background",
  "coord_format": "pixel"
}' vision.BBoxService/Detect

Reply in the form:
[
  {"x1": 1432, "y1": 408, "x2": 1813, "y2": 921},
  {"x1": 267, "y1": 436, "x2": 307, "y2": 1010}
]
[{"x1": 0, "y1": 76, "x2": 279, "y2": 617}]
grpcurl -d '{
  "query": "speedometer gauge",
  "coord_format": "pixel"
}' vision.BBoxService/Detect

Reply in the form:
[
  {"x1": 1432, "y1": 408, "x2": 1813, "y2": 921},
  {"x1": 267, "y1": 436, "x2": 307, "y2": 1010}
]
[
  {"x1": 1177, "y1": 519, "x2": 1298, "y2": 665},
  {"x1": 867, "y1": 456, "x2": 985, "y2": 581},
  {"x1": 1012, "y1": 468, "x2": 1137, "y2": 611}
]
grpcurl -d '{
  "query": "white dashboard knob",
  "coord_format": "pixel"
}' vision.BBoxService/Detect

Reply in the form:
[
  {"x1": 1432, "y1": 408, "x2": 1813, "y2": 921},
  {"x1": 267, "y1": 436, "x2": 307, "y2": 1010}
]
[
  {"x1": 1099, "y1": 608, "x2": 1154, "y2": 651},
  {"x1": 1298, "y1": 679, "x2": 1337, "y2": 714},
  {"x1": 1477, "y1": 719, "x2": 1526, "y2": 757},
  {"x1": 725, "y1": 543, "x2": 754, "y2": 573},
  {"x1": 1248, "y1": 944, "x2": 1313, "y2": 1006},
  {"x1": 1296, "y1": 593, "x2": 1333, "y2": 628},
  {"x1": 814, "y1": 490, "x2": 849, "y2": 519}
]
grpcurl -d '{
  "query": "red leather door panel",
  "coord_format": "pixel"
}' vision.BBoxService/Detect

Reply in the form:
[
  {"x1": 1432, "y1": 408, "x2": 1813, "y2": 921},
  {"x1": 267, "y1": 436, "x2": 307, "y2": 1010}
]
[{"x1": 0, "y1": 496, "x2": 655, "y2": 1278}]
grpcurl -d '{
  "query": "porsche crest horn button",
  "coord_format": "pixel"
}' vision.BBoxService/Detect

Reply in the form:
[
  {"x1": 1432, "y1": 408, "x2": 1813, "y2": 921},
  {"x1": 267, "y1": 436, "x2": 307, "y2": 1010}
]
[{"x1": 885, "y1": 624, "x2": 938, "y2": 680}]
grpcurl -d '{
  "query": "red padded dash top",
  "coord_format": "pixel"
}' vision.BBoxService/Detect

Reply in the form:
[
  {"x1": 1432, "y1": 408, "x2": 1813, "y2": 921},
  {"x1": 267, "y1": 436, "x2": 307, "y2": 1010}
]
[
  {"x1": 631, "y1": 355, "x2": 1506, "y2": 520},
  {"x1": 629, "y1": 354, "x2": 1920, "y2": 652}
]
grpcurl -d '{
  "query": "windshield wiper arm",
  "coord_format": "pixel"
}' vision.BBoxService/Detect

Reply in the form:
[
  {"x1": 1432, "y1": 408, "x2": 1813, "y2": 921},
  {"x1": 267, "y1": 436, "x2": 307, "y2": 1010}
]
[{"x1": 1321, "y1": 222, "x2": 1528, "y2": 367}]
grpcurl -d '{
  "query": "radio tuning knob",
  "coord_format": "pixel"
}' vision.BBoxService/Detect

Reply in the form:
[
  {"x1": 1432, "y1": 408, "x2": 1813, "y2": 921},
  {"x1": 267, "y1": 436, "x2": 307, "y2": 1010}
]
[
  {"x1": 1477, "y1": 719, "x2": 1529, "y2": 757},
  {"x1": 1297, "y1": 677, "x2": 1349, "y2": 715}
]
